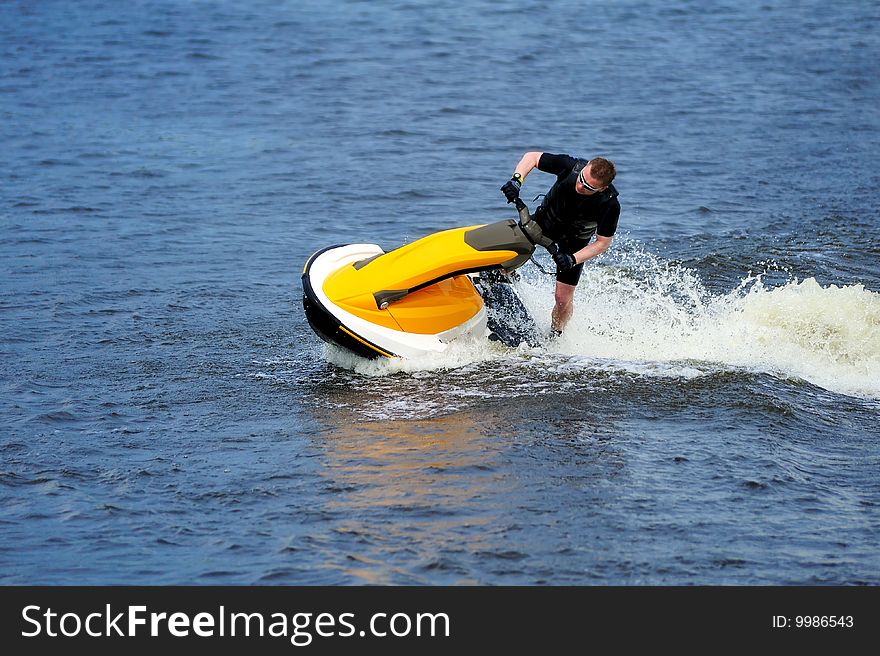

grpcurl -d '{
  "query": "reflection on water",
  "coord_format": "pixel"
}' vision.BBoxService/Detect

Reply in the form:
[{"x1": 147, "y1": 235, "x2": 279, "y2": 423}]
[
  {"x1": 300, "y1": 398, "x2": 630, "y2": 583},
  {"x1": 317, "y1": 410, "x2": 511, "y2": 584}
]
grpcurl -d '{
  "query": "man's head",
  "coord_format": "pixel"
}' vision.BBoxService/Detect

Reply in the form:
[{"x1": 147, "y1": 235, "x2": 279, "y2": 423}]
[{"x1": 576, "y1": 157, "x2": 616, "y2": 195}]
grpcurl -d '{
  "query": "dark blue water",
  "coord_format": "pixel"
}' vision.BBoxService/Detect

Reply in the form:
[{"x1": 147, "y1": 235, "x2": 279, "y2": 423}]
[{"x1": 2, "y1": 0, "x2": 878, "y2": 584}]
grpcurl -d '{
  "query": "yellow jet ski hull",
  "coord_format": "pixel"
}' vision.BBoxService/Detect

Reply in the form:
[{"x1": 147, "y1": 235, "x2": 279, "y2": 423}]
[{"x1": 302, "y1": 219, "x2": 535, "y2": 359}]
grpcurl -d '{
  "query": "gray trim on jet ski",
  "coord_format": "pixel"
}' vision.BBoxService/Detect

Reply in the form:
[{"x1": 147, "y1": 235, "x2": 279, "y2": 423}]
[
  {"x1": 353, "y1": 253, "x2": 383, "y2": 270},
  {"x1": 373, "y1": 288, "x2": 409, "y2": 309},
  {"x1": 463, "y1": 219, "x2": 534, "y2": 270}
]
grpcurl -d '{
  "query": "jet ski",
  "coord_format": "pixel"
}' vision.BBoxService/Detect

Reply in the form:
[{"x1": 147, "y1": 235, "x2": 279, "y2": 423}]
[{"x1": 302, "y1": 198, "x2": 550, "y2": 359}]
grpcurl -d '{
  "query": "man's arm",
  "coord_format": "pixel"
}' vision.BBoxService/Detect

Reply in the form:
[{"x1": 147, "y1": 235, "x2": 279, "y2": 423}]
[
  {"x1": 573, "y1": 235, "x2": 613, "y2": 264},
  {"x1": 513, "y1": 151, "x2": 543, "y2": 181}
]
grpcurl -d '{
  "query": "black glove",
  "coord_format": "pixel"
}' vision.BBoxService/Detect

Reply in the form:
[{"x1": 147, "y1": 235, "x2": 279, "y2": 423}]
[
  {"x1": 500, "y1": 173, "x2": 523, "y2": 203},
  {"x1": 547, "y1": 242, "x2": 576, "y2": 272}
]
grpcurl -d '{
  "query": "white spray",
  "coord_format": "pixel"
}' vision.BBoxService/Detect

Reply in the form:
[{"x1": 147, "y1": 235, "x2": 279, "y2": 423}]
[{"x1": 326, "y1": 240, "x2": 880, "y2": 400}]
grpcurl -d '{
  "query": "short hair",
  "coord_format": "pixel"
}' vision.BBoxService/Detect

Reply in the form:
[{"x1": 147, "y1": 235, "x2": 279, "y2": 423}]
[{"x1": 588, "y1": 157, "x2": 616, "y2": 185}]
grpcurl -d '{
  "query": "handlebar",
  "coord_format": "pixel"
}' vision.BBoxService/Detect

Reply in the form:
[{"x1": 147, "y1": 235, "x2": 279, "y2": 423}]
[{"x1": 514, "y1": 197, "x2": 552, "y2": 248}]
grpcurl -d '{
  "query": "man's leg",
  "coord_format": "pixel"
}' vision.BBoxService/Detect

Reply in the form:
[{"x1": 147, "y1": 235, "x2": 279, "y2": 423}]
[{"x1": 551, "y1": 281, "x2": 576, "y2": 333}]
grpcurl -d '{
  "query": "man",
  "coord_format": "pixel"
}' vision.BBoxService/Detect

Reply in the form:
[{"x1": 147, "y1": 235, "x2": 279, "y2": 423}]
[{"x1": 501, "y1": 152, "x2": 619, "y2": 335}]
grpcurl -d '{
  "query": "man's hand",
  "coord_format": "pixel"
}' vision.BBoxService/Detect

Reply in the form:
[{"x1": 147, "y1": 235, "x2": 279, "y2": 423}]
[
  {"x1": 547, "y1": 242, "x2": 576, "y2": 272},
  {"x1": 501, "y1": 173, "x2": 523, "y2": 203}
]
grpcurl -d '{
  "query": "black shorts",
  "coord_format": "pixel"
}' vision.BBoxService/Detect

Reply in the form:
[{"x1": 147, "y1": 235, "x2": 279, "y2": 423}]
[
  {"x1": 554, "y1": 237, "x2": 590, "y2": 286},
  {"x1": 556, "y1": 262, "x2": 584, "y2": 286}
]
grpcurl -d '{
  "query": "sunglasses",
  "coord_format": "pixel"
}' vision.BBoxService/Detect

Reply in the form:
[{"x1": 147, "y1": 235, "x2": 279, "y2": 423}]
[{"x1": 578, "y1": 169, "x2": 603, "y2": 193}]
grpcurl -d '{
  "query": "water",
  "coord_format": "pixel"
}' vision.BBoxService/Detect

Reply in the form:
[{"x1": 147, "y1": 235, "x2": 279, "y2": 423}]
[{"x1": 1, "y1": 0, "x2": 878, "y2": 584}]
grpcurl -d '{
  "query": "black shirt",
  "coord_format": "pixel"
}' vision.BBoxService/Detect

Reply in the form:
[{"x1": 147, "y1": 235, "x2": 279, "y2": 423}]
[{"x1": 534, "y1": 153, "x2": 620, "y2": 243}]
